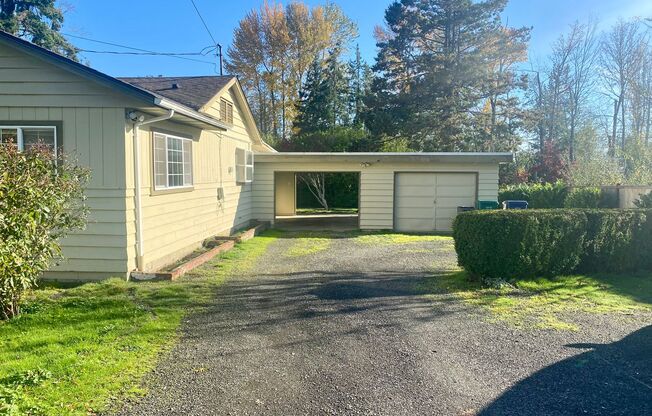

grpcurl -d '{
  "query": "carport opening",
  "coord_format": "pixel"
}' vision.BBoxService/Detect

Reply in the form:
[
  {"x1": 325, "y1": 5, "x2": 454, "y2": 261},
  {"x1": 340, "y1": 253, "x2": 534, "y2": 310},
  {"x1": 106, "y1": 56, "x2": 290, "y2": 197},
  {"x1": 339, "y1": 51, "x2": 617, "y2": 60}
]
[{"x1": 274, "y1": 172, "x2": 359, "y2": 231}]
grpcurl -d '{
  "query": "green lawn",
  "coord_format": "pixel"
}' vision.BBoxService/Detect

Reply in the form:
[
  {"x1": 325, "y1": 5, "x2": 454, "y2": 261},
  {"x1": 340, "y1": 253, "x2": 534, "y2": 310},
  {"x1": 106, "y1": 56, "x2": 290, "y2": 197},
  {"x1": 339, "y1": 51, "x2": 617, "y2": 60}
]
[
  {"x1": 0, "y1": 231, "x2": 279, "y2": 416},
  {"x1": 425, "y1": 270, "x2": 652, "y2": 330}
]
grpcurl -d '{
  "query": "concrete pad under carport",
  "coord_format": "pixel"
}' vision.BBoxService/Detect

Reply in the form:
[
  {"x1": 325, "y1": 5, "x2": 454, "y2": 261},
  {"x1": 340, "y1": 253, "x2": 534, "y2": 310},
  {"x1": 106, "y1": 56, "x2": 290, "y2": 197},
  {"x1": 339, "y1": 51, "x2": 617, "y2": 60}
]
[{"x1": 274, "y1": 214, "x2": 359, "y2": 231}]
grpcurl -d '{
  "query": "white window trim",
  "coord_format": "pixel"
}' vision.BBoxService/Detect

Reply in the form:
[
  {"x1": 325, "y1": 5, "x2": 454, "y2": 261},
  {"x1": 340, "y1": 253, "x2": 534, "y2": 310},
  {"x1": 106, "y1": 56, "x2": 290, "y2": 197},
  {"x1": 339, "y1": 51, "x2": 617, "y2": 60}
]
[
  {"x1": 0, "y1": 125, "x2": 58, "y2": 158},
  {"x1": 153, "y1": 132, "x2": 193, "y2": 191},
  {"x1": 235, "y1": 148, "x2": 254, "y2": 184}
]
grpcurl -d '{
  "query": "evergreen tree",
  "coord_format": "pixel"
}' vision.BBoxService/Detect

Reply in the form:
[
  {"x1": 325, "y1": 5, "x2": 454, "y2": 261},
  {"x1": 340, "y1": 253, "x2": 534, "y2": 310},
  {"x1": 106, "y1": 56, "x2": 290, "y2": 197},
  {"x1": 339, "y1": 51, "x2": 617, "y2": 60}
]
[
  {"x1": 294, "y1": 48, "x2": 350, "y2": 135},
  {"x1": 348, "y1": 45, "x2": 373, "y2": 126},
  {"x1": 368, "y1": 0, "x2": 529, "y2": 151},
  {"x1": 0, "y1": 0, "x2": 77, "y2": 60},
  {"x1": 293, "y1": 58, "x2": 328, "y2": 135}
]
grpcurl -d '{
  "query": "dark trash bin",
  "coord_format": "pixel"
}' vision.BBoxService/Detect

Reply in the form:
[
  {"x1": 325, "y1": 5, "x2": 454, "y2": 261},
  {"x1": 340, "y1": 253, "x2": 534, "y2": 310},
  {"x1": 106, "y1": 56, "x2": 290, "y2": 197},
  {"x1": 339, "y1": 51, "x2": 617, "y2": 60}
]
[
  {"x1": 477, "y1": 200, "x2": 499, "y2": 210},
  {"x1": 503, "y1": 200, "x2": 528, "y2": 209}
]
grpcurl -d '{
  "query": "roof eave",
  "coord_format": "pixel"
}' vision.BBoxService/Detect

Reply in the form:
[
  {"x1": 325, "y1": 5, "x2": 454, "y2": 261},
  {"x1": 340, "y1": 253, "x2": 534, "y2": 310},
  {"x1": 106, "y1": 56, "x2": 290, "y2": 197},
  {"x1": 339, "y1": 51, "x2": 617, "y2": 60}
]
[
  {"x1": 254, "y1": 152, "x2": 514, "y2": 164},
  {"x1": 156, "y1": 98, "x2": 228, "y2": 130}
]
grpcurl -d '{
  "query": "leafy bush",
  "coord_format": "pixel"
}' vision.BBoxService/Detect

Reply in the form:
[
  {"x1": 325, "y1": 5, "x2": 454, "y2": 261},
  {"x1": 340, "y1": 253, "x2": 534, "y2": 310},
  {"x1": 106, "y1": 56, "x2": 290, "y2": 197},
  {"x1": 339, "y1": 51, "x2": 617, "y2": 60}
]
[
  {"x1": 599, "y1": 188, "x2": 620, "y2": 208},
  {"x1": 581, "y1": 210, "x2": 652, "y2": 272},
  {"x1": 453, "y1": 209, "x2": 652, "y2": 279},
  {"x1": 499, "y1": 181, "x2": 568, "y2": 208},
  {"x1": 634, "y1": 191, "x2": 652, "y2": 208},
  {"x1": 453, "y1": 210, "x2": 588, "y2": 279},
  {"x1": 564, "y1": 187, "x2": 601, "y2": 208},
  {"x1": 0, "y1": 144, "x2": 89, "y2": 320}
]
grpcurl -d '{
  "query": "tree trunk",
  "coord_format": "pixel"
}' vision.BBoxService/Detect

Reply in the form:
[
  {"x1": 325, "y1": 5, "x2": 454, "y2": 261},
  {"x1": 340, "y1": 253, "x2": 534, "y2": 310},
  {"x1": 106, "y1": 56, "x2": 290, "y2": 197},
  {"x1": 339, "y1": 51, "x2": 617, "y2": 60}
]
[
  {"x1": 610, "y1": 99, "x2": 620, "y2": 157},
  {"x1": 298, "y1": 173, "x2": 328, "y2": 210},
  {"x1": 621, "y1": 92, "x2": 627, "y2": 151}
]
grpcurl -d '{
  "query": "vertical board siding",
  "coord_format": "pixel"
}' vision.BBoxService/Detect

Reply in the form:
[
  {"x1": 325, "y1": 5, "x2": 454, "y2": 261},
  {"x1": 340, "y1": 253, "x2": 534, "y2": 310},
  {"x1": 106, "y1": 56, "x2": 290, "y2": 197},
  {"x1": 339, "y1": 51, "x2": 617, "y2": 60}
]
[
  {"x1": 253, "y1": 161, "x2": 500, "y2": 230},
  {"x1": 0, "y1": 106, "x2": 129, "y2": 281}
]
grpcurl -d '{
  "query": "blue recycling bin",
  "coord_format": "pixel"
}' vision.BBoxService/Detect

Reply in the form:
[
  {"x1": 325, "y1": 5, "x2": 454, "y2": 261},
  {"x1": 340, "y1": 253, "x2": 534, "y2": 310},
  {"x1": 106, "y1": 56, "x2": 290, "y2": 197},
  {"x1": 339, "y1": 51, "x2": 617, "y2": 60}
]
[{"x1": 502, "y1": 200, "x2": 528, "y2": 209}]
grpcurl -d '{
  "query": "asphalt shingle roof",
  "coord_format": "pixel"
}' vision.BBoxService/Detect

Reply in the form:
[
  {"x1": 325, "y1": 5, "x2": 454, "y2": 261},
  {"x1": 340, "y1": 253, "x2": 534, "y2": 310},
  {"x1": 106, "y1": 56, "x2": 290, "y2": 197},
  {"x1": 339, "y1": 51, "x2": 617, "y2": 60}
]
[{"x1": 117, "y1": 76, "x2": 234, "y2": 111}]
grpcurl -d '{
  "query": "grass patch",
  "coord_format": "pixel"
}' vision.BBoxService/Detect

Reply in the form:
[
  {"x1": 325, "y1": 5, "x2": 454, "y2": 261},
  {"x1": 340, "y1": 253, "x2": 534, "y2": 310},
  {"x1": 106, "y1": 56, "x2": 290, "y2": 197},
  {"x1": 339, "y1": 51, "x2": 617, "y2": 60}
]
[
  {"x1": 285, "y1": 233, "x2": 331, "y2": 257},
  {"x1": 295, "y1": 208, "x2": 358, "y2": 215},
  {"x1": 356, "y1": 232, "x2": 453, "y2": 245},
  {"x1": 0, "y1": 231, "x2": 279, "y2": 415},
  {"x1": 425, "y1": 271, "x2": 652, "y2": 331}
]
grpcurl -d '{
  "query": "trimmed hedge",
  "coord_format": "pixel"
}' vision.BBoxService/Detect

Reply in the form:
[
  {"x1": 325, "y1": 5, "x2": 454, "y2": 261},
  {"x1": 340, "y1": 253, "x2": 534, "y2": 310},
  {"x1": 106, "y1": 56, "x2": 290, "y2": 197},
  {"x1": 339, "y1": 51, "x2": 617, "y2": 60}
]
[
  {"x1": 498, "y1": 183, "x2": 620, "y2": 208},
  {"x1": 453, "y1": 209, "x2": 652, "y2": 279},
  {"x1": 498, "y1": 182, "x2": 568, "y2": 208},
  {"x1": 564, "y1": 187, "x2": 601, "y2": 208}
]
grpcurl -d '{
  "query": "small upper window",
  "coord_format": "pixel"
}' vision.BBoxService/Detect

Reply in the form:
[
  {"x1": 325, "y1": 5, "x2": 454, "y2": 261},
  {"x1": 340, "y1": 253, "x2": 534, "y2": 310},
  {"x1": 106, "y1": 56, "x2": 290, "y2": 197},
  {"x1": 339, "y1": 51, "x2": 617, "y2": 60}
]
[
  {"x1": 0, "y1": 126, "x2": 57, "y2": 155},
  {"x1": 235, "y1": 148, "x2": 254, "y2": 183},
  {"x1": 220, "y1": 99, "x2": 234, "y2": 124},
  {"x1": 153, "y1": 132, "x2": 193, "y2": 190}
]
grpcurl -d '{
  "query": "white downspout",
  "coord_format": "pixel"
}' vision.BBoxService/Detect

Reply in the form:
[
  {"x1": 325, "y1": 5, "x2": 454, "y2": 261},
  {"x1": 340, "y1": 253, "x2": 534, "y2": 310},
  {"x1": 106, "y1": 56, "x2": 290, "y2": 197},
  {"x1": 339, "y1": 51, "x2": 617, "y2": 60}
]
[{"x1": 129, "y1": 110, "x2": 175, "y2": 272}]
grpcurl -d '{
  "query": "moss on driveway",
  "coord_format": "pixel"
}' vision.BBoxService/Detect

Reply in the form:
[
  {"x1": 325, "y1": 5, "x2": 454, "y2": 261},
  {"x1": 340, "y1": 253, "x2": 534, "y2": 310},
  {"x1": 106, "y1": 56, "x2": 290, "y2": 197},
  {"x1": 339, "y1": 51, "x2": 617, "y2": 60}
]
[
  {"x1": 0, "y1": 231, "x2": 279, "y2": 415},
  {"x1": 424, "y1": 270, "x2": 652, "y2": 331}
]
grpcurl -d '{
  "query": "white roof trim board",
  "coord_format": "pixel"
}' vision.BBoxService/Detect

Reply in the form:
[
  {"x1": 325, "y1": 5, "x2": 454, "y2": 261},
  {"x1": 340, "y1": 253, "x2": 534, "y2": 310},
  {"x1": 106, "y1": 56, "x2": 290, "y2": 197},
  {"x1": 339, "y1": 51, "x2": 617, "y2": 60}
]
[{"x1": 254, "y1": 152, "x2": 514, "y2": 164}]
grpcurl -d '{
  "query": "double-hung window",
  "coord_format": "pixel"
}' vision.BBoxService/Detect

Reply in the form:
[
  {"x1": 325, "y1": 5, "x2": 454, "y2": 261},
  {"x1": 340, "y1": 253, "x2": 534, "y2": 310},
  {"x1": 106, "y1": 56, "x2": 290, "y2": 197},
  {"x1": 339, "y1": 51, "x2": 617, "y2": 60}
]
[
  {"x1": 0, "y1": 125, "x2": 57, "y2": 156},
  {"x1": 153, "y1": 132, "x2": 193, "y2": 190},
  {"x1": 235, "y1": 147, "x2": 254, "y2": 183}
]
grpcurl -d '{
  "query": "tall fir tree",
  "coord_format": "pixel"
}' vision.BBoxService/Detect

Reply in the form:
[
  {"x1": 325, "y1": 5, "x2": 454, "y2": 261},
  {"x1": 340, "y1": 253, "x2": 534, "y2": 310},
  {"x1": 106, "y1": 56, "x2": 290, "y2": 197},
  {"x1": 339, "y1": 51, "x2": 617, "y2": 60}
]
[
  {"x1": 368, "y1": 0, "x2": 529, "y2": 151},
  {"x1": 348, "y1": 45, "x2": 373, "y2": 126},
  {"x1": 0, "y1": 0, "x2": 77, "y2": 60}
]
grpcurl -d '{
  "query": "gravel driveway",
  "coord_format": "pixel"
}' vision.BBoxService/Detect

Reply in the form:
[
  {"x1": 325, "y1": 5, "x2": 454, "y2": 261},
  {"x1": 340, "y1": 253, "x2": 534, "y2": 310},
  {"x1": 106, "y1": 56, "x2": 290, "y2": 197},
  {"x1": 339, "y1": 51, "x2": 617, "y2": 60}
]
[{"x1": 117, "y1": 232, "x2": 651, "y2": 416}]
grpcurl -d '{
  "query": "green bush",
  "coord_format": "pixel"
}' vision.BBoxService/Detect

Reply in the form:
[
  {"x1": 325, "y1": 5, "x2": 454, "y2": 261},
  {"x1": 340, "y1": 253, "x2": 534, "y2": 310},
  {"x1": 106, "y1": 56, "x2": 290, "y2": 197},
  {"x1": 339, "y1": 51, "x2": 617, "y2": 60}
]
[
  {"x1": 564, "y1": 187, "x2": 601, "y2": 208},
  {"x1": 634, "y1": 191, "x2": 652, "y2": 208},
  {"x1": 453, "y1": 210, "x2": 588, "y2": 279},
  {"x1": 453, "y1": 209, "x2": 652, "y2": 279},
  {"x1": 581, "y1": 210, "x2": 652, "y2": 272},
  {"x1": 499, "y1": 181, "x2": 568, "y2": 208},
  {"x1": 0, "y1": 144, "x2": 89, "y2": 319}
]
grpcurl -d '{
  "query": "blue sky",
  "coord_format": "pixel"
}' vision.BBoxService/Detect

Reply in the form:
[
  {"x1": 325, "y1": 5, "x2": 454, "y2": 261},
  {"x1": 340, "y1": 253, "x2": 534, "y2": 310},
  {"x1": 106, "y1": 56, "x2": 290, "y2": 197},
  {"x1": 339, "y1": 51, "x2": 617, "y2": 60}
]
[{"x1": 61, "y1": 0, "x2": 652, "y2": 77}]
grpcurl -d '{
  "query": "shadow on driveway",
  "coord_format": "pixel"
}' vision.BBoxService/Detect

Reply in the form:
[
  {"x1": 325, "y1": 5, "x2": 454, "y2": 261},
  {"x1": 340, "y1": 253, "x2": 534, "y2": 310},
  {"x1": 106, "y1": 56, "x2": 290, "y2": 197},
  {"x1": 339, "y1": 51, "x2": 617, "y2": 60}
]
[{"x1": 480, "y1": 324, "x2": 652, "y2": 416}]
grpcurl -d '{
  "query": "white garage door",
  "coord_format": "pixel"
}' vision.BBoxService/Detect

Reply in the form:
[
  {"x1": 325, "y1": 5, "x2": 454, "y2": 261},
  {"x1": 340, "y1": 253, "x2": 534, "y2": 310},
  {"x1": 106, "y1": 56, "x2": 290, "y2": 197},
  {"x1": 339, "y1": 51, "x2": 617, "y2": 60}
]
[{"x1": 394, "y1": 172, "x2": 477, "y2": 232}]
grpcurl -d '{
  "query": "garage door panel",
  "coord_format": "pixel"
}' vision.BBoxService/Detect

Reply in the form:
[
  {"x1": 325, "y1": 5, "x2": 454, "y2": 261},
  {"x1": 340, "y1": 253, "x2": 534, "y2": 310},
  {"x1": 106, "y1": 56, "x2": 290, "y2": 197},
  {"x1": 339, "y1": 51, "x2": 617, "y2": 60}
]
[
  {"x1": 396, "y1": 218, "x2": 435, "y2": 232},
  {"x1": 395, "y1": 207, "x2": 435, "y2": 219},
  {"x1": 437, "y1": 196, "x2": 476, "y2": 208},
  {"x1": 395, "y1": 172, "x2": 476, "y2": 233},
  {"x1": 435, "y1": 219, "x2": 455, "y2": 232},
  {"x1": 436, "y1": 186, "x2": 477, "y2": 198},
  {"x1": 436, "y1": 173, "x2": 476, "y2": 186},
  {"x1": 396, "y1": 173, "x2": 437, "y2": 187},
  {"x1": 395, "y1": 196, "x2": 434, "y2": 208}
]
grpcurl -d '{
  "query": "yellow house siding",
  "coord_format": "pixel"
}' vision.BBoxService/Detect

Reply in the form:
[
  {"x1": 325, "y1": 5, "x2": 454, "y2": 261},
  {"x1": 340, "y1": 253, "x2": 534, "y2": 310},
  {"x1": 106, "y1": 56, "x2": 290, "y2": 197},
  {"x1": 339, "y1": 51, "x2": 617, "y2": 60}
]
[
  {"x1": 127, "y1": 108, "x2": 255, "y2": 272},
  {"x1": 0, "y1": 105, "x2": 130, "y2": 281},
  {"x1": 253, "y1": 161, "x2": 500, "y2": 230},
  {"x1": 0, "y1": 42, "x2": 142, "y2": 108}
]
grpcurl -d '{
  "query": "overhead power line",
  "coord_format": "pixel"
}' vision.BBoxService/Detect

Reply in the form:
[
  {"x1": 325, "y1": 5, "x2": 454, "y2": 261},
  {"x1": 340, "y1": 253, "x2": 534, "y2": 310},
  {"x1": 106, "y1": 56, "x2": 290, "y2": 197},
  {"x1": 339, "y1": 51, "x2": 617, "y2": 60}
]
[
  {"x1": 62, "y1": 32, "x2": 218, "y2": 69},
  {"x1": 188, "y1": 0, "x2": 223, "y2": 75},
  {"x1": 189, "y1": 0, "x2": 217, "y2": 46}
]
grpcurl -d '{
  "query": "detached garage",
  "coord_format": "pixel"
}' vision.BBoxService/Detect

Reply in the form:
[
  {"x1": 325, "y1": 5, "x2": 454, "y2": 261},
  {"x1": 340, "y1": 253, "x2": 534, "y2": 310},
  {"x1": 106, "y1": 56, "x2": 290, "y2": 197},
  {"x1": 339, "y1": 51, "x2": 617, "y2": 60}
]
[{"x1": 252, "y1": 152, "x2": 513, "y2": 232}]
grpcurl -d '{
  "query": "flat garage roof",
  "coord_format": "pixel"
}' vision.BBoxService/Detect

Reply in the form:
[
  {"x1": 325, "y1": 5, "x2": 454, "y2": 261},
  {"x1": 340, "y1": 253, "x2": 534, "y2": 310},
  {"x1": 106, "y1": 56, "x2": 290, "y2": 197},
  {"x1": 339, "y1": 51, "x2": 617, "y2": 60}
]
[{"x1": 255, "y1": 152, "x2": 514, "y2": 164}]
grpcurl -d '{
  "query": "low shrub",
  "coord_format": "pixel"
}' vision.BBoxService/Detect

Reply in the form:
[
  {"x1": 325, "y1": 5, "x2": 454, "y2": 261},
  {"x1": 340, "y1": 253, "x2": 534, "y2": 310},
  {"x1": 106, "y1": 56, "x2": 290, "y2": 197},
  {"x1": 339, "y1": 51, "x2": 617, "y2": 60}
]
[
  {"x1": 453, "y1": 210, "x2": 588, "y2": 279},
  {"x1": 564, "y1": 187, "x2": 601, "y2": 208},
  {"x1": 499, "y1": 181, "x2": 568, "y2": 208},
  {"x1": 634, "y1": 191, "x2": 652, "y2": 208},
  {"x1": 453, "y1": 209, "x2": 652, "y2": 279},
  {"x1": 0, "y1": 144, "x2": 89, "y2": 320}
]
